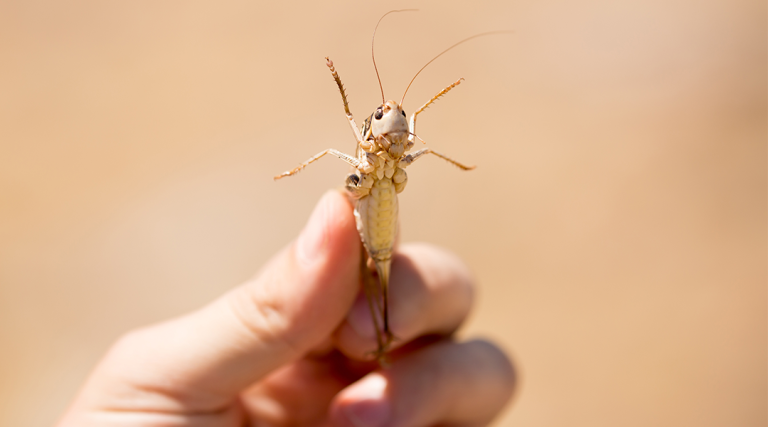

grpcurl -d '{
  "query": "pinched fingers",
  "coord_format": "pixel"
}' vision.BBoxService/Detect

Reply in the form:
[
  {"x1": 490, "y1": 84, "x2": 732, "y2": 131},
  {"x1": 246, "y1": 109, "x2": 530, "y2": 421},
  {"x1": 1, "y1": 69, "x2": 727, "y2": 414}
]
[
  {"x1": 330, "y1": 339, "x2": 516, "y2": 427},
  {"x1": 334, "y1": 243, "x2": 474, "y2": 359}
]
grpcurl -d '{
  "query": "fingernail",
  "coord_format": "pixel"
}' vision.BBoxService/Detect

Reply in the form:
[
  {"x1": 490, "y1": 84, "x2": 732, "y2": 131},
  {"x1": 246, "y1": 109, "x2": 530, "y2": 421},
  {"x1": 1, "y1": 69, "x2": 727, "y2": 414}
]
[
  {"x1": 343, "y1": 374, "x2": 391, "y2": 427},
  {"x1": 297, "y1": 191, "x2": 333, "y2": 263}
]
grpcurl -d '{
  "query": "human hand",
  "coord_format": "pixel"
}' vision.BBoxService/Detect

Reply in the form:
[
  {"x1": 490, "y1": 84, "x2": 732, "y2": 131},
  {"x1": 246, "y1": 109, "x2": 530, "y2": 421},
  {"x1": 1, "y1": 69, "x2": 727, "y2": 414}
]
[{"x1": 57, "y1": 190, "x2": 516, "y2": 427}]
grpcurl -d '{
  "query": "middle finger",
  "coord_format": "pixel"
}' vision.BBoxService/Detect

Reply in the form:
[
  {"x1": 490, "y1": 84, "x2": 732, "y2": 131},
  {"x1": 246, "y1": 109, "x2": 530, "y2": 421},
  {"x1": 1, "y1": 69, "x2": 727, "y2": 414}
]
[{"x1": 333, "y1": 243, "x2": 474, "y2": 359}]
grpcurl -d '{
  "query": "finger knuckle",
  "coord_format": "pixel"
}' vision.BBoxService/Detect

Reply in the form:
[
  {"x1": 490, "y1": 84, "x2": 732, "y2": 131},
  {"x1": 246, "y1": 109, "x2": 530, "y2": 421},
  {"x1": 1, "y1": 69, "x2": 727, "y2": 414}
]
[{"x1": 225, "y1": 287, "x2": 301, "y2": 358}]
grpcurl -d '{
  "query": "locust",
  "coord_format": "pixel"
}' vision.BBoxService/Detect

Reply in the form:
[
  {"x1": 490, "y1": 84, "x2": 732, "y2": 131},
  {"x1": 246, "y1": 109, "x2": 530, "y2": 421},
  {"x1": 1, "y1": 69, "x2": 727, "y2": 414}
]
[{"x1": 275, "y1": 10, "x2": 505, "y2": 361}]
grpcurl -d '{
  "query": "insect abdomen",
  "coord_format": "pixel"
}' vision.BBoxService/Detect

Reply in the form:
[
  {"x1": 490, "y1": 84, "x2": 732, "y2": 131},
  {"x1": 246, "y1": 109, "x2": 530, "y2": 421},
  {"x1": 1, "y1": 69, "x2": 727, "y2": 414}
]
[{"x1": 355, "y1": 177, "x2": 398, "y2": 261}]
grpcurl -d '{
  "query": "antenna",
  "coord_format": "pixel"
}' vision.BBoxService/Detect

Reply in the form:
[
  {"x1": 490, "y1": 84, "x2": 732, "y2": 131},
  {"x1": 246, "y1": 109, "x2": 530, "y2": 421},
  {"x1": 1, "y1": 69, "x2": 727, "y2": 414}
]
[
  {"x1": 372, "y1": 9, "x2": 418, "y2": 103},
  {"x1": 401, "y1": 30, "x2": 513, "y2": 106}
]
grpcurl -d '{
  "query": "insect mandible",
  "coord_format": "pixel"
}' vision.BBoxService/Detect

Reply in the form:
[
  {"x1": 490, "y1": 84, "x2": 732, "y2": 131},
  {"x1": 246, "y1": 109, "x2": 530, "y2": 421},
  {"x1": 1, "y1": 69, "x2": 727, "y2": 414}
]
[{"x1": 275, "y1": 10, "x2": 507, "y2": 362}]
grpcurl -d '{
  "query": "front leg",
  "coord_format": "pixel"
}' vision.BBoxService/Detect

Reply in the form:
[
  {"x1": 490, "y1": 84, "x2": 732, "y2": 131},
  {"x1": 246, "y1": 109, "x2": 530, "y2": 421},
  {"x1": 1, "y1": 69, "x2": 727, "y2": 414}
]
[
  {"x1": 274, "y1": 149, "x2": 361, "y2": 180},
  {"x1": 398, "y1": 148, "x2": 476, "y2": 170},
  {"x1": 408, "y1": 78, "x2": 464, "y2": 146},
  {"x1": 326, "y1": 57, "x2": 365, "y2": 147}
]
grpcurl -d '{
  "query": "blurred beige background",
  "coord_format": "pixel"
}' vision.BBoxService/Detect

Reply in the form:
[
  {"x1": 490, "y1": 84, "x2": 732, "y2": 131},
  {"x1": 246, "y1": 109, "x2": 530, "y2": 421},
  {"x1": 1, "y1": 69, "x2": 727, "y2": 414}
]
[{"x1": 0, "y1": 0, "x2": 765, "y2": 426}]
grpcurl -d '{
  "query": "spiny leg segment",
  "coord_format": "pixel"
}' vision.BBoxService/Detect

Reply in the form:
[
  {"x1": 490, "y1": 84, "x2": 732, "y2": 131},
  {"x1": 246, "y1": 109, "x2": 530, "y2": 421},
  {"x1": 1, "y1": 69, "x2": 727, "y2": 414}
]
[
  {"x1": 408, "y1": 78, "x2": 464, "y2": 146},
  {"x1": 414, "y1": 78, "x2": 464, "y2": 117},
  {"x1": 273, "y1": 149, "x2": 360, "y2": 180},
  {"x1": 326, "y1": 58, "x2": 364, "y2": 146},
  {"x1": 401, "y1": 148, "x2": 476, "y2": 170}
]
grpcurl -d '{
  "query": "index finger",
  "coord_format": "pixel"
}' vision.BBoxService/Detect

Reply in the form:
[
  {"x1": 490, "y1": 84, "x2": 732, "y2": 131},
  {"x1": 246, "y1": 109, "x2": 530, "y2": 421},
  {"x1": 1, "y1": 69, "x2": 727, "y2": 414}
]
[{"x1": 72, "y1": 191, "x2": 361, "y2": 412}]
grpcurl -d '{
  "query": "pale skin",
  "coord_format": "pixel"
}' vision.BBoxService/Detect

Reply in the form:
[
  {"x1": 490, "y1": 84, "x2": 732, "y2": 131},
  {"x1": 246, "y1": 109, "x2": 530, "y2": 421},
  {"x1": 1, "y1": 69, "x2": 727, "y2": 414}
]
[{"x1": 57, "y1": 191, "x2": 516, "y2": 427}]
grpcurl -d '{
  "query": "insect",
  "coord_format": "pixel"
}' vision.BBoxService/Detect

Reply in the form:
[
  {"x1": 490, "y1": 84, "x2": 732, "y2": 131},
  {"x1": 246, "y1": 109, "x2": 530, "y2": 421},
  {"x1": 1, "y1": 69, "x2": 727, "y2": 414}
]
[{"x1": 275, "y1": 10, "x2": 506, "y2": 361}]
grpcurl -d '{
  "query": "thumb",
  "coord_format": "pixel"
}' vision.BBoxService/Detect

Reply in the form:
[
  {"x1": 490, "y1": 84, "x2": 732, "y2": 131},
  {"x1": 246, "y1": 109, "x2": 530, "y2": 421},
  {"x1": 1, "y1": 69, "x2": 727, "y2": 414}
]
[{"x1": 85, "y1": 190, "x2": 361, "y2": 408}]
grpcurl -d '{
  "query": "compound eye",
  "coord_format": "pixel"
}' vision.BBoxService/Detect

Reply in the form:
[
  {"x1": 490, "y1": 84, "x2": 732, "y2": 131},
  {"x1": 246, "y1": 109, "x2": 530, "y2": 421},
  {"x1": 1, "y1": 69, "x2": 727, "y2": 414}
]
[
  {"x1": 374, "y1": 108, "x2": 384, "y2": 120},
  {"x1": 346, "y1": 173, "x2": 360, "y2": 186},
  {"x1": 401, "y1": 110, "x2": 406, "y2": 117}
]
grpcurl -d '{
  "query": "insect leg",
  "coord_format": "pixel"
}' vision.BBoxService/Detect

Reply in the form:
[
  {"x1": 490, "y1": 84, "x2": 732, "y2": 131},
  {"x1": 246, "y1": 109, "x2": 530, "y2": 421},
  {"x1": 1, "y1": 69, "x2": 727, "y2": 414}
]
[
  {"x1": 359, "y1": 246, "x2": 388, "y2": 360},
  {"x1": 408, "y1": 78, "x2": 464, "y2": 145},
  {"x1": 273, "y1": 149, "x2": 360, "y2": 180},
  {"x1": 326, "y1": 57, "x2": 364, "y2": 146},
  {"x1": 399, "y1": 148, "x2": 476, "y2": 170},
  {"x1": 371, "y1": 257, "x2": 394, "y2": 346}
]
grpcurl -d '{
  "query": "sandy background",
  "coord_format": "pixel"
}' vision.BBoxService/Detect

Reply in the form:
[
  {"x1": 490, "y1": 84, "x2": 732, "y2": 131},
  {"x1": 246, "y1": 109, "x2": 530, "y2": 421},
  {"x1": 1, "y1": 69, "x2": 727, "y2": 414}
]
[{"x1": 0, "y1": 1, "x2": 765, "y2": 426}]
